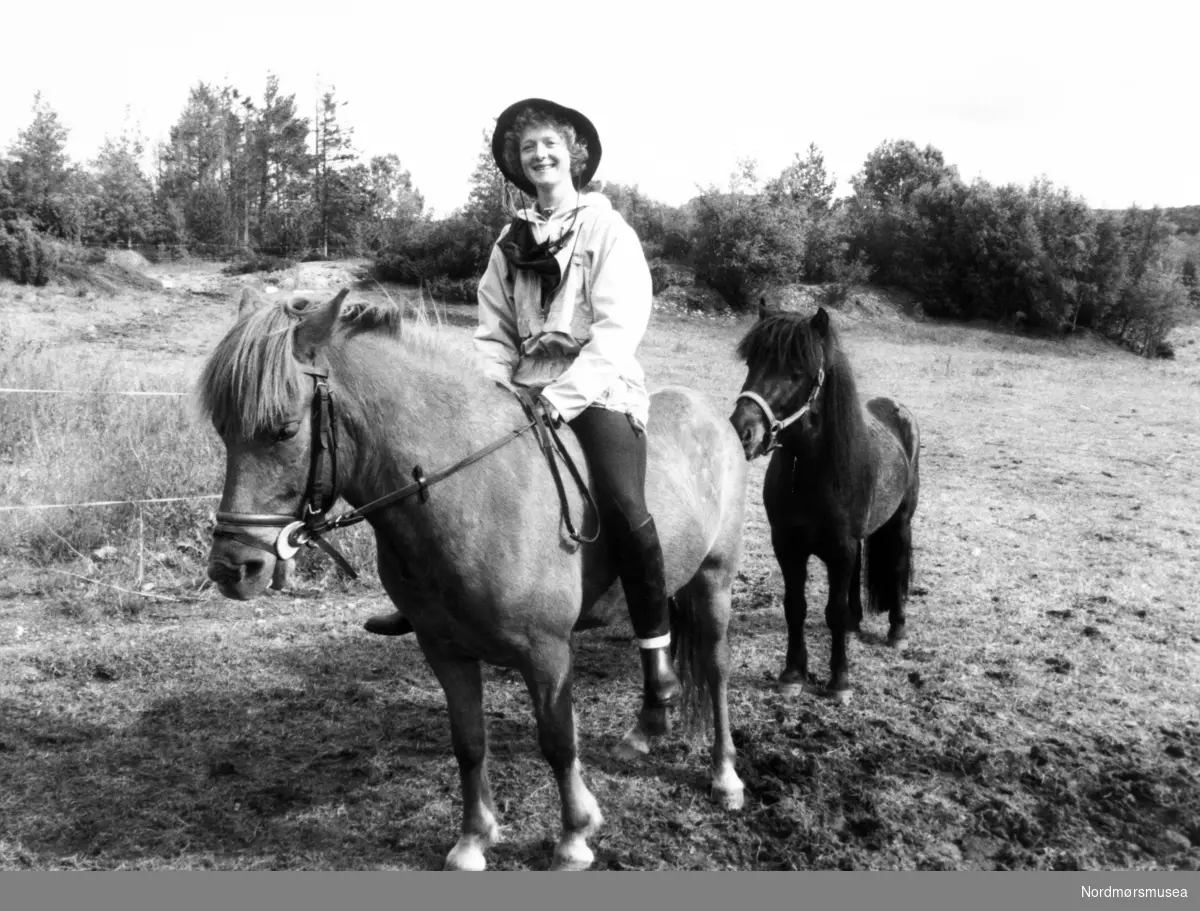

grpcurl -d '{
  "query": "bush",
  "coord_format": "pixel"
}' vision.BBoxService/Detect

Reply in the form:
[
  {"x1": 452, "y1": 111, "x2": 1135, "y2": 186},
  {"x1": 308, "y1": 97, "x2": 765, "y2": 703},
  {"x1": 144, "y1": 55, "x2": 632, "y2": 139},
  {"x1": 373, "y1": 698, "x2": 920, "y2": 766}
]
[
  {"x1": 221, "y1": 254, "x2": 295, "y2": 276},
  {"x1": 690, "y1": 187, "x2": 808, "y2": 310},
  {"x1": 372, "y1": 215, "x2": 494, "y2": 288},
  {"x1": 0, "y1": 219, "x2": 59, "y2": 285}
]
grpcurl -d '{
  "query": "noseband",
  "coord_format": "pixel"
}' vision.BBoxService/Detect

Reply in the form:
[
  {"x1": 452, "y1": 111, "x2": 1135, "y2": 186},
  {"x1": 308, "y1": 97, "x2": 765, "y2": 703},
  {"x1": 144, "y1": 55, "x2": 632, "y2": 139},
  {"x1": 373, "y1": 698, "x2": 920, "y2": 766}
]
[{"x1": 735, "y1": 367, "x2": 825, "y2": 455}]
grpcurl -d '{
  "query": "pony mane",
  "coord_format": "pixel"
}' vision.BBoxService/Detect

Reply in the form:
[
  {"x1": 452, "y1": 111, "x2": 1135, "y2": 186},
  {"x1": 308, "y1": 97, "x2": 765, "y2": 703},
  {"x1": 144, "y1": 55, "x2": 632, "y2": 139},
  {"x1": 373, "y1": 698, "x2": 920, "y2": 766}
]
[{"x1": 198, "y1": 295, "x2": 484, "y2": 438}]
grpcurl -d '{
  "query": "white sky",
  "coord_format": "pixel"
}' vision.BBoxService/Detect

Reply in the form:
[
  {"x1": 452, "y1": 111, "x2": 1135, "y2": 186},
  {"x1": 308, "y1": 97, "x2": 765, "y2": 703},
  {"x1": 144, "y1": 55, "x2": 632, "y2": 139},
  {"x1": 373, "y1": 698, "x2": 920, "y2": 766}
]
[{"x1": 1, "y1": 0, "x2": 1196, "y2": 218}]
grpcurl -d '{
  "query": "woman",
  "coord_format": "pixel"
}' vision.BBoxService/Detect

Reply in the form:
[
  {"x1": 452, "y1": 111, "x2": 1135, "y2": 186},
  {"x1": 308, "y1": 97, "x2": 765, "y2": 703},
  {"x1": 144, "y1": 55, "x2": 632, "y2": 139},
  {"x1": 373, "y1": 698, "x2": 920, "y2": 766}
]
[{"x1": 366, "y1": 98, "x2": 680, "y2": 711}]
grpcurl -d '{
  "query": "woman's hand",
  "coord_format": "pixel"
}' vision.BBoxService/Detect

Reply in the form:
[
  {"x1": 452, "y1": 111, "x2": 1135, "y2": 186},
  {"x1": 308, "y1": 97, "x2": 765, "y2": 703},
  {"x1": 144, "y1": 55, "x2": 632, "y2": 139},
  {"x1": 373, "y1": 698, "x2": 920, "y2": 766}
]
[{"x1": 537, "y1": 396, "x2": 563, "y2": 428}]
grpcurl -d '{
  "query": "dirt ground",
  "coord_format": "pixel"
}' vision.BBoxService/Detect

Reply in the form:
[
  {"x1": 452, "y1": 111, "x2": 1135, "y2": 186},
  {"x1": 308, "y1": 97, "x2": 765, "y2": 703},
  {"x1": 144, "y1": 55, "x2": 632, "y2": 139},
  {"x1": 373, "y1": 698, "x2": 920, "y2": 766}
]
[{"x1": 0, "y1": 257, "x2": 1197, "y2": 871}]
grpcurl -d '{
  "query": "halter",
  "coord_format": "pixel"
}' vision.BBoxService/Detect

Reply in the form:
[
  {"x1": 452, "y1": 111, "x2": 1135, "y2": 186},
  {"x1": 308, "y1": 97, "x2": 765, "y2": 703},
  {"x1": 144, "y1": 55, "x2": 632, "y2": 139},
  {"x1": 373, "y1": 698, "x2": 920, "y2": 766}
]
[
  {"x1": 735, "y1": 367, "x2": 825, "y2": 455},
  {"x1": 212, "y1": 370, "x2": 598, "y2": 580}
]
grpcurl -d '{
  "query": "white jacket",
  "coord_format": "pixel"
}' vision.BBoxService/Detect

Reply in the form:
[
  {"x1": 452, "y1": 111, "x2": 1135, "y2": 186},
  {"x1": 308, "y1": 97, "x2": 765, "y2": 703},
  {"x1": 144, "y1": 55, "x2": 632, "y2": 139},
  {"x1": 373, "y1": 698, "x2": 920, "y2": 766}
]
[{"x1": 473, "y1": 192, "x2": 653, "y2": 427}]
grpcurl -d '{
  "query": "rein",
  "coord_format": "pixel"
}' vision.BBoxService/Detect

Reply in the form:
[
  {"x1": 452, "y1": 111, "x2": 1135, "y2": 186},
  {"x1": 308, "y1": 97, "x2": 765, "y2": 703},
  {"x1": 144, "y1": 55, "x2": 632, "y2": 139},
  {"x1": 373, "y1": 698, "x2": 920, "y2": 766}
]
[
  {"x1": 213, "y1": 370, "x2": 598, "y2": 579},
  {"x1": 735, "y1": 366, "x2": 825, "y2": 455}
]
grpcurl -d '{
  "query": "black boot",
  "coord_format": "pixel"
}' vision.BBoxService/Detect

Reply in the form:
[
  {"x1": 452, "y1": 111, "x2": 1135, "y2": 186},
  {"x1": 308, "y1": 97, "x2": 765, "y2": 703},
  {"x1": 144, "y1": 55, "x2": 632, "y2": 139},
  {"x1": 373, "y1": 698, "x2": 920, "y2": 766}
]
[
  {"x1": 617, "y1": 515, "x2": 681, "y2": 709},
  {"x1": 364, "y1": 610, "x2": 414, "y2": 636}
]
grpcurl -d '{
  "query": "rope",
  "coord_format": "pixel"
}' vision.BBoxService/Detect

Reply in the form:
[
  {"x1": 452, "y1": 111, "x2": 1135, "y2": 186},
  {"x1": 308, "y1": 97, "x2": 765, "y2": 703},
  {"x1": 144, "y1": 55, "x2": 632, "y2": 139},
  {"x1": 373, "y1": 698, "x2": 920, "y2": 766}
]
[
  {"x1": 0, "y1": 495, "x2": 220, "y2": 513},
  {"x1": 0, "y1": 387, "x2": 191, "y2": 397}
]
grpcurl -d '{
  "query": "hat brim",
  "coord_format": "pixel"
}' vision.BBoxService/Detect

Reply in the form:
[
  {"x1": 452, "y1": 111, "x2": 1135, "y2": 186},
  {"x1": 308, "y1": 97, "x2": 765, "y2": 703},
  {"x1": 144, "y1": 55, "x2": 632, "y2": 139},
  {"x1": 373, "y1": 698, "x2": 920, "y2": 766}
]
[{"x1": 492, "y1": 98, "x2": 602, "y2": 197}]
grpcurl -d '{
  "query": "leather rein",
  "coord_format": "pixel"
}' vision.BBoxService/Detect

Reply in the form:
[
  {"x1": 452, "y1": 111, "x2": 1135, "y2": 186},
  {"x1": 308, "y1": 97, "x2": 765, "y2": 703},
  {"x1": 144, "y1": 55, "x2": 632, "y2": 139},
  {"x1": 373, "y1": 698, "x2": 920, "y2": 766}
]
[
  {"x1": 735, "y1": 366, "x2": 825, "y2": 456},
  {"x1": 213, "y1": 369, "x2": 599, "y2": 579}
]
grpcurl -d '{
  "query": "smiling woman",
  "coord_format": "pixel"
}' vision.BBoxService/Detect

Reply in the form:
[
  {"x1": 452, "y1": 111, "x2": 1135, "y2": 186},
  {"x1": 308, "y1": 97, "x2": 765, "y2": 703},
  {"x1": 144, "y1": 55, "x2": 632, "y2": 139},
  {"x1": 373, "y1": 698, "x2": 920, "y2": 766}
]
[{"x1": 364, "y1": 98, "x2": 688, "y2": 723}]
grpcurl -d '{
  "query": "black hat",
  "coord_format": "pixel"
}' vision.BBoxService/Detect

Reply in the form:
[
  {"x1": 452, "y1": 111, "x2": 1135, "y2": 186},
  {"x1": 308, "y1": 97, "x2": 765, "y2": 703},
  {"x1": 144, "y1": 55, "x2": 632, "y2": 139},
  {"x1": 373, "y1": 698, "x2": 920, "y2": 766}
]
[{"x1": 491, "y1": 98, "x2": 602, "y2": 196}]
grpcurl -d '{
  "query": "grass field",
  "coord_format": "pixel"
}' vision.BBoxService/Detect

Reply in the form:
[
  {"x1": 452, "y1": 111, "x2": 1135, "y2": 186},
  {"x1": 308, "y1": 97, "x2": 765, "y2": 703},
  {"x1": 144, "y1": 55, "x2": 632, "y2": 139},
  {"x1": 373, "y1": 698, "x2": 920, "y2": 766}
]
[{"x1": 1, "y1": 260, "x2": 1198, "y2": 871}]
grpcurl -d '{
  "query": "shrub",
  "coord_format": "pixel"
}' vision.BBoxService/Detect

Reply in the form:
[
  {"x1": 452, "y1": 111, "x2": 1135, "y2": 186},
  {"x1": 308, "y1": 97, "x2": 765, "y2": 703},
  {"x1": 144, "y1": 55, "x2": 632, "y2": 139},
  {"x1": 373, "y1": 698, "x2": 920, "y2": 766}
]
[
  {"x1": 372, "y1": 215, "x2": 494, "y2": 288},
  {"x1": 0, "y1": 219, "x2": 59, "y2": 285},
  {"x1": 690, "y1": 175, "x2": 808, "y2": 310},
  {"x1": 221, "y1": 254, "x2": 295, "y2": 276}
]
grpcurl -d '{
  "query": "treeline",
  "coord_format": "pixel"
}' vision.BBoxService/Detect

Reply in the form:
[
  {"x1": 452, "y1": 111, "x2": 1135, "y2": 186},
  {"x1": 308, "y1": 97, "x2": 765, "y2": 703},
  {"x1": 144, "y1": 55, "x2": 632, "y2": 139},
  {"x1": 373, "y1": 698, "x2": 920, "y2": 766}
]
[
  {"x1": 376, "y1": 137, "x2": 1197, "y2": 357},
  {"x1": 2, "y1": 81, "x2": 1195, "y2": 356},
  {"x1": 0, "y1": 79, "x2": 425, "y2": 279}
]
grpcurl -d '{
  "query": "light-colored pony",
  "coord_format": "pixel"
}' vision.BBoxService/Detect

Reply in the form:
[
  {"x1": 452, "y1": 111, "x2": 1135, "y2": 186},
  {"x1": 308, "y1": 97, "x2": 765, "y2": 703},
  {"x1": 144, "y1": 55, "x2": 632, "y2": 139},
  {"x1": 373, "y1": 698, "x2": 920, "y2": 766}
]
[{"x1": 201, "y1": 288, "x2": 749, "y2": 871}]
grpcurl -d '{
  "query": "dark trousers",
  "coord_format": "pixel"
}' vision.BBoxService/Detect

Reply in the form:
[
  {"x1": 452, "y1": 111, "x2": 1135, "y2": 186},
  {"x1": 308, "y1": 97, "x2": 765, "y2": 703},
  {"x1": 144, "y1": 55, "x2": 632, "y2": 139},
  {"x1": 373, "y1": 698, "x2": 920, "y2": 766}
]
[
  {"x1": 567, "y1": 406, "x2": 651, "y2": 530},
  {"x1": 567, "y1": 406, "x2": 668, "y2": 640}
]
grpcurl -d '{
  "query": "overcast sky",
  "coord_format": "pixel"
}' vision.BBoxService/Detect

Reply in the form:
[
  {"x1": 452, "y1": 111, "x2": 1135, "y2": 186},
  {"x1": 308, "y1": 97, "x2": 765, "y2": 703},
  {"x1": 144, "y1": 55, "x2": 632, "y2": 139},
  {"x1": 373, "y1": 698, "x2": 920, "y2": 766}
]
[{"x1": 2, "y1": 0, "x2": 1195, "y2": 217}]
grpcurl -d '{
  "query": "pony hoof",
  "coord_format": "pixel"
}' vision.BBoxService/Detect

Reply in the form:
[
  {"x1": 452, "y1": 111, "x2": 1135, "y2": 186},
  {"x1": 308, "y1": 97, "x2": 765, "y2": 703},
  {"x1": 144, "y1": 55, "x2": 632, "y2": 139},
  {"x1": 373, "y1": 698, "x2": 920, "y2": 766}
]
[
  {"x1": 777, "y1": 669, "x2": 807, "y2": 697},
  {"x1": 887, "y1": 629, "x2": 908, "y2": 647},
  {"x1": 444, "y1": 818, "x2": 501, "y2": 871},
  {"x1": 550, "y1": 836, "x2": 595, "y2": 872},
  {"x1": 711, "y1": 766, "x2": 745, "y2": 811},
  {"x1": 639, "y1": 705, "x2": 672, "y2": 738},
  {"x1": 444, "y1": 844, "x2": 487, "y2": 872},
  {"x1": 712, "y1": 784, "x2": 745, "y2": 811},
  {"x1": 825, "y1": 687, "x2": 853, "y2": 705},
  {"x1": 614, "y1": 729, "x2": 651, "y2": 762}
]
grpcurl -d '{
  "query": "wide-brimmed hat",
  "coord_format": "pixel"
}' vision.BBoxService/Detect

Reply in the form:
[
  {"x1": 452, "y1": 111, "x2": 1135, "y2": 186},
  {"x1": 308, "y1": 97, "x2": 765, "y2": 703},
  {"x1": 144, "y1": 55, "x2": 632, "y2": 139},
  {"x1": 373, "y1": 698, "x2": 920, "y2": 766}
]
[{"x1": 492, "y1": 98, "x2": 602, "y2": 196}]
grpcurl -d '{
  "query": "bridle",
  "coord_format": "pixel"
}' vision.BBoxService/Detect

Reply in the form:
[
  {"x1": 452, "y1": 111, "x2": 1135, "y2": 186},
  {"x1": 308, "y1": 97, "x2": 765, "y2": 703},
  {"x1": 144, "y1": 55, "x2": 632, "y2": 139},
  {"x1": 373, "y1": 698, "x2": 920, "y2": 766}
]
[
  {"x1": 212, "y1": 369, "x2": 598, "y2": 579},
  {"x1": 735, "y1": 366, "x2": 825, "y2": 456}
]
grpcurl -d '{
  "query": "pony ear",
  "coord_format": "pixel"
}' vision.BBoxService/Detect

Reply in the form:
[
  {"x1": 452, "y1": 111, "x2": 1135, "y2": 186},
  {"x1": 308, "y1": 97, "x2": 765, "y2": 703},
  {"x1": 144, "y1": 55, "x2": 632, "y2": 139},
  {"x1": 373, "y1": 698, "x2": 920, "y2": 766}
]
[
  {"x1": 238, "y1": 286, "x2": 266, "y2": 319},
  {"x1": 812, "y1": 306, "x2": 830, "y2": 336},
  {"x1": 758, "y1": 297, "x2": 769, "y2": 321},
  {"x1": 292, "y1": 288, "x2": 349, "y2": 362}
]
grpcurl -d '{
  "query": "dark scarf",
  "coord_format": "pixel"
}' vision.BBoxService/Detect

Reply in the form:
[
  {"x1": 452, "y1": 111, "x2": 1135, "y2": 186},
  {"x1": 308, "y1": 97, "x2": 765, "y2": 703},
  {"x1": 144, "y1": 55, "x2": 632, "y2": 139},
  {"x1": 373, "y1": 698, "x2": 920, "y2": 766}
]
[{"x1": 500, "y1": 209, "x2": 579, "y2": 304}]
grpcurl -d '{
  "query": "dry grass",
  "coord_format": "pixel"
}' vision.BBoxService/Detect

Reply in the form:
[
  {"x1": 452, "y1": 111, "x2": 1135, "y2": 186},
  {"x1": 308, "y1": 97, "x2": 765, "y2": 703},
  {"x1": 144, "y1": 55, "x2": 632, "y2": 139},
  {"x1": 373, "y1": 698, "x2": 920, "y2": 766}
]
[{"x1": 0, "y1": 271, "x2": 1197, "y2": 871}]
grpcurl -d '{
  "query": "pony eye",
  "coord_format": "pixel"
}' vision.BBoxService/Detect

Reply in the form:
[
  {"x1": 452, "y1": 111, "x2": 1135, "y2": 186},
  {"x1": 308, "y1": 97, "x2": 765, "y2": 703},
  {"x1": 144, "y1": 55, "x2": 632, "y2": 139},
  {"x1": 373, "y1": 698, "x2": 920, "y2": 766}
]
[{"x1": 274, "y1": 421, "x2": 300, "y2": 442}]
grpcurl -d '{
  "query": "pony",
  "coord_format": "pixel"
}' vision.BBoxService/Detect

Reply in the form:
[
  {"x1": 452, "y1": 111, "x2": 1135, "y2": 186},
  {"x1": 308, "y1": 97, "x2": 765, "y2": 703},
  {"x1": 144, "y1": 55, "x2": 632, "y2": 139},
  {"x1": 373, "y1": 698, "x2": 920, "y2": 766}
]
[
  {"x1": 728, "y1": 303, "x2": 920, "y2": 701},
  {"x1": 199, "y1": 287, "x2": 749, "y2": 871}
]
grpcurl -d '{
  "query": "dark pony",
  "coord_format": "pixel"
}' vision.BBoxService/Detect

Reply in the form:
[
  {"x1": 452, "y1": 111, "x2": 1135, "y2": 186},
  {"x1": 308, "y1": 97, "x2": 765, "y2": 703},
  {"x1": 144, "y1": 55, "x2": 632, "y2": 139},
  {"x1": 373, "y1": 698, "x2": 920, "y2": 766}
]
[
  {"x1": 201, "y1": 287, "x2": 749, "y2": 871},
  {"x1": 729, "y1": 303, "x2": 921, "y2": 700}
]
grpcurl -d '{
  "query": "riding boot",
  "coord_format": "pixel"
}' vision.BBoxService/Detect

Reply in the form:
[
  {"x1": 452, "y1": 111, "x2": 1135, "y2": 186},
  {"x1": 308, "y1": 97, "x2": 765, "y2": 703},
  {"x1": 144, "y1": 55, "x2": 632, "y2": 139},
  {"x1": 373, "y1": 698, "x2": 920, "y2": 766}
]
[
  {"x1": 616, "y1": 515, "x2": 681, "y2": 709},
  {"x1": 364, "y1": 610, "x2": 414, "y2": 636}
]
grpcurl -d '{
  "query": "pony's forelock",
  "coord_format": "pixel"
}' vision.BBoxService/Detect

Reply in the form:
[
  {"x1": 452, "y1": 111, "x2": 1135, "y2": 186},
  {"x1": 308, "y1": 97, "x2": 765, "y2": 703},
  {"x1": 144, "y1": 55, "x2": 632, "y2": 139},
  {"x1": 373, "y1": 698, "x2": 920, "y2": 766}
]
[
  {"x1": 736, "y1": 312, "x2": 830, "y2": 378},
  {"x1": 199, "y1": 300, "x2": 303, "y2": 439}
]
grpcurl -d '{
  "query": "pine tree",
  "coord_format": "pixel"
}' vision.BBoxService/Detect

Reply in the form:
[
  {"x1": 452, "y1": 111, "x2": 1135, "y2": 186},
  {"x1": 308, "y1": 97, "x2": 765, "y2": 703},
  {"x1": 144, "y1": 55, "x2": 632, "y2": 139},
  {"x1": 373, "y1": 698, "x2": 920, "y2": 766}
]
[
  {"x1": 463, "y1": 126, "x2": 522, "y2": 234},
  {"x1": 91, "y1": 113, "x2": 155, "y2": 247},
  {"x1": 7, "y1": 92, "x2": 75, "y2": 237},
  {"x1": 312, "y1": 85, "x2": 357, "y2": 257}
]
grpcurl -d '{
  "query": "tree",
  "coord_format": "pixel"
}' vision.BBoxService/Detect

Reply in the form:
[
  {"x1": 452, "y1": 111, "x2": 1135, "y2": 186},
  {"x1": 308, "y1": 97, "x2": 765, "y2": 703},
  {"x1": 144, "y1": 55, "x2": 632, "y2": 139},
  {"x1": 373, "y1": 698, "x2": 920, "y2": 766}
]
[
  {"x1": 766, "y1": 143, "x2": 837, "y2": 212},
  {"x1": 156, "y1": 82, "x2": 246, "y2": 246},
  {"x1": 1181, "y1": 257, "x2": 1199, "y2": 305},
  {"x1": 463, "y1": 126, "x2": 521, "y2": 235},
  {"x1": 764, "y1": 144, "x2": 843, "y2": 280},
  {"x1": 845, "y1": 139, "x2": 962, "y2": 289},
  {"x1": 6, "y1": 93, "x2": 75, "y2": 237},
  {"x1": 312, "y1": 86, "x2": 357, "y2": 257},
  {"x1": 690, "y1": 159, "x2": 809, "y2": 308},
  {"x1": 351, "y1": 154, "x2": 424, "y2": 253},
  {"x1": 91, "y1": 116, "x2": 155, "y2": 247},
  {"x1": 250, "y1": 74, "x2": 313, "y2": 253}
]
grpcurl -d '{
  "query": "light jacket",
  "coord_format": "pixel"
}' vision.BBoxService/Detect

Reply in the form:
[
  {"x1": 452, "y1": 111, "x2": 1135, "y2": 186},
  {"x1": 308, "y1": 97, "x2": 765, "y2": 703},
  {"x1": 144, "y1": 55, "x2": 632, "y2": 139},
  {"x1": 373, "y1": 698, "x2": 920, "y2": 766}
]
[{"x1": 473, "y1": 191, "x2": 653, "y2": 427}]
